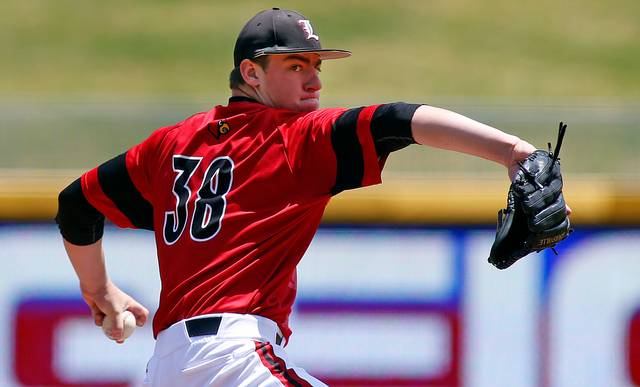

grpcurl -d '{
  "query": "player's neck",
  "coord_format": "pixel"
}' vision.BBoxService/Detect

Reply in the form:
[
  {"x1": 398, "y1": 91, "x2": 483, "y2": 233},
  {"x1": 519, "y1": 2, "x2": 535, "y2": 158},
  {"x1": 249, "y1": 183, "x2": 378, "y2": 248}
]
[{"x1": 231, "y1": 86, "x2": 261, "y2": 103}]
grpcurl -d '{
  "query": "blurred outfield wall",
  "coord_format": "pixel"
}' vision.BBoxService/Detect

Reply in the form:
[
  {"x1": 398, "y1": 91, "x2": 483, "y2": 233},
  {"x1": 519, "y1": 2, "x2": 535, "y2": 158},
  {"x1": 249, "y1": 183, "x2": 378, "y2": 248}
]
[
  {"x1": 2, "y1": 96, "x2": 640, "y2": 387},
  {"x1": 2, "y1": 99, "x2": 640, "y2": 386},
  {"x1": 2, "y1": 177, "x2": 640, "y2": 386},
  {"x1": 2, "y1": 120, "x2": 640, "y2": 386}
]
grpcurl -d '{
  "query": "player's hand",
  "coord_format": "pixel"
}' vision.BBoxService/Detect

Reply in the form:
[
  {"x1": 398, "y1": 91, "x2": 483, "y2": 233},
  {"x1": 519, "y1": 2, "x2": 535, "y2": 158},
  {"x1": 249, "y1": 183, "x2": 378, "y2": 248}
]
[
  {"x1": 489, "y1": 122, "x2": 572, "y2": 269},
  {"x1": 81, "y1": 281, "x2": 149, "y2": 342},
  {"x1": 507, "y1": 140, "x2": 537, "y2": 181},
  {"x1": 508, "y1": 139, "x2": 572, "y2": 216}
]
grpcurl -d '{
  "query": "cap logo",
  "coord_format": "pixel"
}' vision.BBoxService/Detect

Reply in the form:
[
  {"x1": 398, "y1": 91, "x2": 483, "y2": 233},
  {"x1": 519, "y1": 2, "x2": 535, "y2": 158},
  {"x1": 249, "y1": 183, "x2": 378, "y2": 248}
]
[{"x1": 297, "y1": 20, "x2": 319, "y2": 41}]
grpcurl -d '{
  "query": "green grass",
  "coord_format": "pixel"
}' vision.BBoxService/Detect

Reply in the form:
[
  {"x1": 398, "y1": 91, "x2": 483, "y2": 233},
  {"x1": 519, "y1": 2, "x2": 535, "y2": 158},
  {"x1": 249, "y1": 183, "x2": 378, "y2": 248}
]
[
  {"x1": 1, "y1": 1, "x2": 639, "y2": 173},
  {"x1": 2, "y1": 0, "x2": 639, "y2": 97}
]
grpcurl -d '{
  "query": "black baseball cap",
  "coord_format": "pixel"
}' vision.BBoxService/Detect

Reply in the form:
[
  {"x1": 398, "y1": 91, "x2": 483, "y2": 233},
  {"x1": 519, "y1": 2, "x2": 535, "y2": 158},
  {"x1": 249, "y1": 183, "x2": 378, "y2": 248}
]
[{"x1": 233, "y1": 8, "x2": 351, "y2": 67}]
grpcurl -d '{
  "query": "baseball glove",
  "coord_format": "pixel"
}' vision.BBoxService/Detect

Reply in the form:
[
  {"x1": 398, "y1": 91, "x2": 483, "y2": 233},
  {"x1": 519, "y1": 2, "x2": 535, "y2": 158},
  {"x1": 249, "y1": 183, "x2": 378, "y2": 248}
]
[{"x1": 488, "y1": 122, "x2": 572, "y2": 270}]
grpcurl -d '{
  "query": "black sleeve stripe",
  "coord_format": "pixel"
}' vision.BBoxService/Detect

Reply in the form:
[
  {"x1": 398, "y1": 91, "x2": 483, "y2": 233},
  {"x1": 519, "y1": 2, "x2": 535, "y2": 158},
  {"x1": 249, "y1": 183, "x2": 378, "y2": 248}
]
[
  {"x1": 97, "y1": 153, "x2": 154, "y2": 230},
  {"x1": 371, "y1": 103, "x2": 421, "y2": 155},
  {"x1": 330, "y1": 107, "x2": 365, "y2": 195},
  {"x1": 56, "y1": 178, "x2": 105, "y2": 245}
]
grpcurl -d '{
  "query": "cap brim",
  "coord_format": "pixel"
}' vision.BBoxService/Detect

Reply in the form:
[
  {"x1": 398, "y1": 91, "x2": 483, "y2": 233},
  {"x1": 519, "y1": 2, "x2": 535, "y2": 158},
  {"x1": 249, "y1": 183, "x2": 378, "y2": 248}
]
[{"x1": 255, "y1": 48, "x2": 352, "y2": 60}]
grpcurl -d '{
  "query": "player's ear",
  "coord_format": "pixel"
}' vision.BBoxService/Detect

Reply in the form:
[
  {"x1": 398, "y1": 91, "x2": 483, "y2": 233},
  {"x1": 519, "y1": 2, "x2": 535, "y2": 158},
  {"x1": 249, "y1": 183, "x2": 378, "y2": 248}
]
[{"x1": 240, "y1": 59, "x2": 261, "y2": 87}]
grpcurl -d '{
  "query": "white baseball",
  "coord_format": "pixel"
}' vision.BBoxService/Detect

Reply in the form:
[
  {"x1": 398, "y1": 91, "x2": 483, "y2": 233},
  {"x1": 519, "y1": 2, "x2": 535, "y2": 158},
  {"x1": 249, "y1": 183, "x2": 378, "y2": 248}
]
[{"x1": 102, "y1": 310, "x2": 137, "y2": 341}]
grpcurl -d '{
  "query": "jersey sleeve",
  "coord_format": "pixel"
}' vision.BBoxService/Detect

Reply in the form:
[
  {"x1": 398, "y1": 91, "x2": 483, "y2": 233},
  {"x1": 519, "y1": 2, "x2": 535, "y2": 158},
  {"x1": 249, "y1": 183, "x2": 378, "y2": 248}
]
[
  {"x1": 80, "y1": 152, "x2": 154, "y2": 230},
  {"x1": 79, "y1": 124, "x2": 176, "y2": 230},
  {"x1": 57, "y1": 147, "x2": 155, "y2": 245},
  {"x1": 279, "y1": 103, "x2": 420, "y2": 195}
]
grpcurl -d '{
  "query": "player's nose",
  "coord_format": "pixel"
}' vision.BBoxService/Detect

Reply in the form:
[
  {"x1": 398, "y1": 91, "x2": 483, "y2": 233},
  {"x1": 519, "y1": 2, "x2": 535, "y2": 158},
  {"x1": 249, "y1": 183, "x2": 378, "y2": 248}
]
[{"x1": 305, "y1": 71, "x2": 322, "y2": 93}]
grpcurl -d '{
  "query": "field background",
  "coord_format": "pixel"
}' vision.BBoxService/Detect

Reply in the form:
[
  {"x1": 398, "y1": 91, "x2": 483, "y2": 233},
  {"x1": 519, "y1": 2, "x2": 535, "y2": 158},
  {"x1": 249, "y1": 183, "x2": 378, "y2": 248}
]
[
  {"x1": 1, "y1": 0, "x2": 639, "y2": 176},
  {"x1": 2, "y1": 2, "x2": 640, "y2": 386}
]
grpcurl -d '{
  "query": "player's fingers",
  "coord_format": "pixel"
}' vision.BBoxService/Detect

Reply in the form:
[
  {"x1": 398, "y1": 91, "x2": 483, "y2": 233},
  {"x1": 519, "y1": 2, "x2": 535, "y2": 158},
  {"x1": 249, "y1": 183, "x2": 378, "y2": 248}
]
[
  {"x1": 566, "y1": 203, "x2": 573, "y2": 216},
  {"x1": 88, "y1": 303, "x2": 105, "y2": 326},
  {"x1": 94, "y1": 313, "x2": 105, "y2": 327},
  {"x1": 104, "y1": 313, "x2": 125, "y2": 341},
  {"x1": 127, "y1": 303, "x2": 149, "y2": 327}
]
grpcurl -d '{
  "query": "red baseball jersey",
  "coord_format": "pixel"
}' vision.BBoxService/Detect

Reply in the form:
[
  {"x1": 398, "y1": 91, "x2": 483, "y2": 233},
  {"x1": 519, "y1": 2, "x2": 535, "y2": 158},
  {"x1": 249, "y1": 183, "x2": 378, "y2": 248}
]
[{"x1": 77, "y1": 97, "x2": 410, "y2": 339}]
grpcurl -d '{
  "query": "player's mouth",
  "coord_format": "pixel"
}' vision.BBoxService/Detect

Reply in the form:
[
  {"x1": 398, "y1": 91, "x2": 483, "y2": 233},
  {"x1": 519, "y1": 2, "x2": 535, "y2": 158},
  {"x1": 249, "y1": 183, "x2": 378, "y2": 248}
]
[{"x1": 301, "y1": 93, "x2": 320, "y2": 101}]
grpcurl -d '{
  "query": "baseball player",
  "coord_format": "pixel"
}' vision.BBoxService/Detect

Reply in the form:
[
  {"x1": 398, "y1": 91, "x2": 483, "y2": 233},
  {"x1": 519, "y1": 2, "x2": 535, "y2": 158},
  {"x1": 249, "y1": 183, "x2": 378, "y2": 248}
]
[{"x1": 56, "y1": 8, "x2": 566, "y2": 386}]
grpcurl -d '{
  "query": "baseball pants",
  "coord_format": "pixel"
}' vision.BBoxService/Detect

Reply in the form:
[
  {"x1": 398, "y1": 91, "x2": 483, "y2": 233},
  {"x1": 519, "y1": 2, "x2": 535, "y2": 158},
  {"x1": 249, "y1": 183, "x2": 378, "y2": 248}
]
[{"x1": 142, "y1": 313, "x2": 326, "y2": 387}]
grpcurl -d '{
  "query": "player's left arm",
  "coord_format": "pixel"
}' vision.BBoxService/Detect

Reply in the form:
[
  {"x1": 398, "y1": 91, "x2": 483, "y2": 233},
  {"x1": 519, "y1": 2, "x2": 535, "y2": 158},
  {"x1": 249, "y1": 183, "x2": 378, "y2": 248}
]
[
  {"x1": 328, "y1": 102, "x2": 535, "y2": 183},
  {"x1": 283, "y1": 103, "x2": 422, "y2": 195},
  {"x1": 410, "y1": 105, "x2": 536, "y2": 179},
  {"x1": 324, "y1": 102, "x2": 536, "y2": 181},
  {"x1": 409, "y1": 105, "x2": 572, "y2": 214}
]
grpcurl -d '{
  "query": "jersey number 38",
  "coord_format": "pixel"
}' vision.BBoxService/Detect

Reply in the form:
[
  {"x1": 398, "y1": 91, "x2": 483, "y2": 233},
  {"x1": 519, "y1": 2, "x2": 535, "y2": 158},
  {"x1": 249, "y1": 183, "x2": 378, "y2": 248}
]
[{"x1": 163, "y1": 155, "x2": 234, "y2": 245}]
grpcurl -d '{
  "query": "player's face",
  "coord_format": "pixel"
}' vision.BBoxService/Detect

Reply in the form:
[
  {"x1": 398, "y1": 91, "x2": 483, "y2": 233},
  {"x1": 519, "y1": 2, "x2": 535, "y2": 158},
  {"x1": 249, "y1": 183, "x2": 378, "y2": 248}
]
[{"x1": 255, "y1": 53, "x2": 323, "y2": 112}]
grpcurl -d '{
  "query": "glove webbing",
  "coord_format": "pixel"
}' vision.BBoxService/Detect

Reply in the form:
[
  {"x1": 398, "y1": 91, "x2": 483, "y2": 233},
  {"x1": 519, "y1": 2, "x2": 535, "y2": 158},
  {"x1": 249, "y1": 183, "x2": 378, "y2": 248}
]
[
  {"x1": 551, "y1": 121, "x2": 567, "y2": 164},
  {"x1": 518, "y1": 122, "x2": 567, "y2": 189}
]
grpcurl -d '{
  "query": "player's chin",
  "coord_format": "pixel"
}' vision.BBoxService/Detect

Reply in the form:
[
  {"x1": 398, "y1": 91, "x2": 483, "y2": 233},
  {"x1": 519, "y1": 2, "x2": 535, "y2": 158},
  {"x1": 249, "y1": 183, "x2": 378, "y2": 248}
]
[{"x1": 298, "y1": 98, "x2": 320, "y2": 112}]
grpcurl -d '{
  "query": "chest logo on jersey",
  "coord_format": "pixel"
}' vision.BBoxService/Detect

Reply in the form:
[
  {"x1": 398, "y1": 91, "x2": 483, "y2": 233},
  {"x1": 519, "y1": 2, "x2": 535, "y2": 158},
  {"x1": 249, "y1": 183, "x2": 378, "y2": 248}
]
[{"x1": 208, "y1": 120, "x2": 231, "y2": 139}]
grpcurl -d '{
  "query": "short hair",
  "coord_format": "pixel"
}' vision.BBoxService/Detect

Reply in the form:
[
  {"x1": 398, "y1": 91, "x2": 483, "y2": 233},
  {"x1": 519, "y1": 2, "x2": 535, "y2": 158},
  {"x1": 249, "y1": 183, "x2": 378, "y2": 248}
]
[{"x1": 229, "y1": 56, "x2": 270, "y2": 89}]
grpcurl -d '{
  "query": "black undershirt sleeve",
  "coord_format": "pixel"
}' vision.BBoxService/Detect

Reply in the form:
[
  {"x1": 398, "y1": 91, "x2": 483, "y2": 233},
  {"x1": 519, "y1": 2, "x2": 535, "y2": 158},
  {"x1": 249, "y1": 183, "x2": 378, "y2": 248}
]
[
  {"x1": 370, "y1": 102, "x2": 421, "y2": 154},
  {"x1": 55, "y1": 152, "x2": 154, "y2": 245},
  {"x1": 56, "y1": 178, "x2": 105, "y2": 246}
]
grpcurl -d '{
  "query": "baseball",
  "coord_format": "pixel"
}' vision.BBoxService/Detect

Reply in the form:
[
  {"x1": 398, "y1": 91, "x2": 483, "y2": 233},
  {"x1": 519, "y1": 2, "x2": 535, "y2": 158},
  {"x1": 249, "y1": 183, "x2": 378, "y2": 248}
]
[{"x1": 102, "y1": 310, "x2": 137, "y2": 341}]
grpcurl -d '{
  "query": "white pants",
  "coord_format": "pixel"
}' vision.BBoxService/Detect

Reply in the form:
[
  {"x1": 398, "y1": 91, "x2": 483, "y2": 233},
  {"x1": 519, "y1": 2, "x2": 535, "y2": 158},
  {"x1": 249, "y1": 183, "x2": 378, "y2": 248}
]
[{"x1": 143, "y1": 313, "x2": 326, "y2": 387}]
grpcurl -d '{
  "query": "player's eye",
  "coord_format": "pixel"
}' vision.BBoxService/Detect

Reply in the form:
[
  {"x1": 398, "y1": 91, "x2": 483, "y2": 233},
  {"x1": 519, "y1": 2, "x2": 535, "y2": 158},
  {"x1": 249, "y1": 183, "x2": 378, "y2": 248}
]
[{"x1": 290, "y1": 64, "x2": 303, "y2": 72}]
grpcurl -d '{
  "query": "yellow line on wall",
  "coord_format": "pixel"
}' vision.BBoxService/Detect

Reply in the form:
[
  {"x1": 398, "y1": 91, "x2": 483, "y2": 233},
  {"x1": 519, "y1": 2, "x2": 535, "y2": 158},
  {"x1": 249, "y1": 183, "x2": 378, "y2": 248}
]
[{"x1": 1, "y1": 170, "x2": 639, "y2": 225}]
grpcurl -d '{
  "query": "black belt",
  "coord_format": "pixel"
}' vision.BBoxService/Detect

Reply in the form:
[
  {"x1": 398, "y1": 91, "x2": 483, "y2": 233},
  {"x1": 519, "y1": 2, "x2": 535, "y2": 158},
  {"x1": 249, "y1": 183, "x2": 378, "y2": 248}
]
[
  {"x1": 185, "y1": 316, "x2": 222, "y2": 337},
  {"x1": 184, "y1": 316, "x2": 283, "y2": 345}
]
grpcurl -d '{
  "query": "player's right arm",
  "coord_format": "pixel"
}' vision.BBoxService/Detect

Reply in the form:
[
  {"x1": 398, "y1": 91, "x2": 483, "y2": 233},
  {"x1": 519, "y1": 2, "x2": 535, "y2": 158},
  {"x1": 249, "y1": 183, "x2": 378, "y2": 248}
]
[
  {"x1": 55, "y1": 123, "x2": 172, "y2": 339},
  {"x1": 56, "y1": 171, "x2": 150, "y2": 341},
  {"x1": 62, "y1": 238, "x2": 148, "y2": 341}
]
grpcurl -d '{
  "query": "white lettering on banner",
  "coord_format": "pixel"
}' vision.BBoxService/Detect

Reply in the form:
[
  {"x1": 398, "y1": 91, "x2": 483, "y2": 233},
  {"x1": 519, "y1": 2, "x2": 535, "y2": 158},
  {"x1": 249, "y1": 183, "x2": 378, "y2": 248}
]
[
  {"x1": 463, "y1": 232, "x2": 541, "y2": 387},
  {"x1": 547, "y1": 233, "x2": 640, "y2": 387},
  {"x1": 0, "y1": 225, "x2": 160, "y2": 386},
  {"x1": 294, "y1": 228, "x2": 461, "y2": 384},
  {"x1": 287, "y1": 313, "x2": 451, "y2": 377},
  {"x1": 298, "y1": 229, "x2": 455, "y2": 301},
  {"x1": 55, "y1": 318, "x2": 154, "y2": 381}
]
